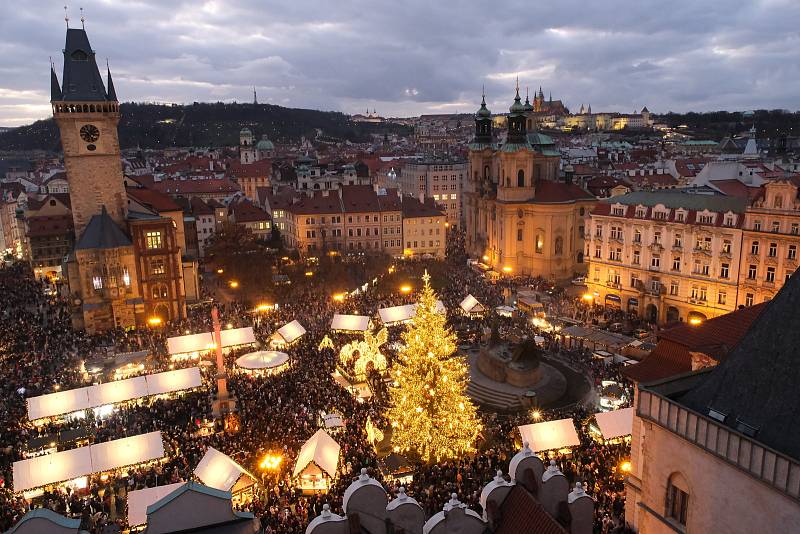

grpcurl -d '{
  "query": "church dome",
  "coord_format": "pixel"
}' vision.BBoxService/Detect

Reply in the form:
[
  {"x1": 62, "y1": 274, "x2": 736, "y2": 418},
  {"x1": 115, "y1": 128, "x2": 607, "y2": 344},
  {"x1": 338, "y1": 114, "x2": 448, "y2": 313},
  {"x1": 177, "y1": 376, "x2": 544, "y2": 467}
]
[
  {"x1": 240, "y1": 127, "x2": 252, "y2": 135},
  {"x1": 256, "y1": 135, "x2": 274, "y2": 150},
  {"x1": 523, "y1": 95, "x2": 534, "y2": 112},
  {"x1": 509, "y1": 89, "x2": 525, "y2": 115},
  {"x1": 476, "y1": 95, "x2": 491, "y2": 118}
]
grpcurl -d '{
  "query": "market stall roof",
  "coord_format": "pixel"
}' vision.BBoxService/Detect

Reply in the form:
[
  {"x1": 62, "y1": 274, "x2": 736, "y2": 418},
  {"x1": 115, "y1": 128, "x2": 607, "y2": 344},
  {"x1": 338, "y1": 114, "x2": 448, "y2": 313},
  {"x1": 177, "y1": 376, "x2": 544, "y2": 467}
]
[
  {"x1": 518, "y1": 419, "x2": 580, "y2": 453},
  {"x1": 235, "y1": 351, "x2": 289, "y2": 370},
  {"x1": 13, "y1": 432, "x2": 165, "y2": 492},
  {"x1": 560, "y1": 325, "x2": 634, "y2": 351},
  {"x1": 87, "y1": 376, "x2": 148, "y2": 407},
  {"x1": 276, "y1": 320, "x2": 306, "y2": 344},
  {"x1": 378, "y1": 304, "x2": 416, "y2": 325},
  {"x1": 219, "y1": 326, "x2": 256, "y2": 347},
  {"x1": 459, "y1": 294, "x2": 484, "y2": 314},
  {"x1": 293, "y1": 429, "x2": 340, "y2": 478},
  {"x1": 90, "y1": 431, "x2": 165, "y2": 474},
  {"x1": 323, "y1": 413, "x2": 344, "y2": 428},
  {"x1": 145, "y1": 367, "x2": 202, "y2": 397},
  {"x1": 26, "y1": 368, "x2": 203, "y2": 421},
  {"x1": 167, "y1": 327, "x2": 255, "y2": 356},
  {"x1": 26, "y1": 387, "x2": 91, "y2": 421},
  {"x1": 167, "y1": 332, "x2": 213, "y2": 356},
  {"x1": 194, "y1": 447, "x2": 256, "y2": 493},
  {"x1": 331, "y1": 314, "x2": 370, "y2": 332},
  {"x1": 127, "y1": 482, "x2": 185, "y2": 527},
  {"x1": 594, "y1": 407, "x2": 634, "y2": 440}
]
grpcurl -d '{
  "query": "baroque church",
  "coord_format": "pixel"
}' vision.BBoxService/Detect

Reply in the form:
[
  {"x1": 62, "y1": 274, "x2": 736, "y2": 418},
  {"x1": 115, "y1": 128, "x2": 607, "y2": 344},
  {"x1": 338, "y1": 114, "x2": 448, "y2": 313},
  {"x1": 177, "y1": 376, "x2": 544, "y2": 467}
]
[
  {"x1": 464, "y1": 86, "x2": 595, "y2": 281},
  {"x1": 51, "y1": 27, "x2": 192, "y2": 333}
]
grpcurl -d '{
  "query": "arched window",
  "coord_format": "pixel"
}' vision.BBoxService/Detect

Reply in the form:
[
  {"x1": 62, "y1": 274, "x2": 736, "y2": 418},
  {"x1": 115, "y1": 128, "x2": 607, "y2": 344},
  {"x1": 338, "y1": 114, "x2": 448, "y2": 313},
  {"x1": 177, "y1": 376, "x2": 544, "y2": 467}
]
[
  {"x1": 666, "y1": 473, "x2": 690, "y2": 526},
  {"x1": 484, "y1": 165, "x2": 489, "y2": 179},
  {"x1": 554, "y1": 236, "x2": 563, "y2": 255},
  {"x1": 71, "y1": 50, "x2": 88, "y2": 61},
  {"x1": 517, "y1": 170, "x2": 525, "y2": 187},
  {"x1": 535, "y1": 234, "x2": 544, "y2": 254}
]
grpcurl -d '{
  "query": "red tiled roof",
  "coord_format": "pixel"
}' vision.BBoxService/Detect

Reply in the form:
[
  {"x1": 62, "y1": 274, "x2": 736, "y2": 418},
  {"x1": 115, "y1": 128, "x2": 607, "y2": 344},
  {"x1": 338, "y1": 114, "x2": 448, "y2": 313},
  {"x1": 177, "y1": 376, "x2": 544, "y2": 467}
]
[
  {"x1": 709, "y1": 179, "x2": 764, "y2": 201},
  {"x1": 341, "y1": 184, "x2": 380, "y2": 212},
  {"x1": 401, "y1": 195, "x2": 444, "y2": 218},
  {"x1": 289, "y1": 192, "x2": 342, "y2": 215},
  {"x1": 153, "y1": 178, "x2": 240, "y2": 196},
  {"x1": 624, "y1": 303, "x2": 767, "y2": 383},
  {"x1": 674, "y1": 158, "x2": 709, "y2": 178},
  {"x1": 26, "y1": 214, "x2": 74, "y2": 238},
  {"x1": 258, "y1": 186, "x2": 296, "y2": 211},
  {"x1": 127, "y1": 187, "x2": 182, "y2": 212},
  {"x1": 534, "y1": 181, "x2": 596, "y2": 203},
  {"x1": 493, "y1": 486, "x2": 566, "y2": 534},
  {"x1": 230, "y1": 199, "x2": 271, "y2": 223},
  {"x1": 229, "y1": 159, "x2": 272, "y2": 179},
  {"x1": 629, "y1": 174, "x2": 678, "y2": 187},
  {"x1": 190, "y1": 196, "x2": 214, "y2": 215},
  {"x1": 377, "y1": 189, "x2": 402, "y2": 211}
]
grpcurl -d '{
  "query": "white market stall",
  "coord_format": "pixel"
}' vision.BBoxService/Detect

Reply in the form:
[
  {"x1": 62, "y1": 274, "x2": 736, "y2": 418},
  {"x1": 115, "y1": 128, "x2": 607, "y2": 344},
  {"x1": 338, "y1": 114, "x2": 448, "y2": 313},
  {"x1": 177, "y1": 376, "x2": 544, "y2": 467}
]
[
  {"x1": 26, "y1": 368, "x2": 202, "y2": 422},
  {"x1": 219, "y1": 327, "x2": 256, "y2": 349},
  {"x1": 459, "y1": 294, "x2": 485, "y2": 316},
  {"x1": 518, "y1": 419, "x2": 580, "y2": 453},
  {"x1": 167, "y1": 327, "x2": 256, "y2": 360},
  {"x1": 377, "y1": 304, "x2": 416, "y2": 326},
  {"x1": 270, "y1": 320, "x2": 307, "y2": 348},
  {"x1": 323, "y1": 413, "x2": 344, "y2": 429},
  {"x1": 13, "y1": 431, "x2": 165, "y2": 493},
  {"x1": 293, "y1": 429, "x2": 341, "y2": 493},
  {"x1": 331, "y1": 314, "x2": 371, "y2": 333},
  {"x1": 235, "y1": 351, "x2": 289, "y2": 376},
  {"x1": 194, "y1": 447, "x2": 258, "y2": 497},
  {"x1": 127, "y1": 482, "x2": 185, "y2": 527},
  {"x1": 594, "y1": 407, "x2": 634, "y2": 441}
]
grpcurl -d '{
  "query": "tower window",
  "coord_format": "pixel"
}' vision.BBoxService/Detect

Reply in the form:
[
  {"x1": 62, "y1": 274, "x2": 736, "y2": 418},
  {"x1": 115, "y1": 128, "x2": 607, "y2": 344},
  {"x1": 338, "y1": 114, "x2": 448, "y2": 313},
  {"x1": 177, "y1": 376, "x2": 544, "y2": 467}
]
[
  {"x1": 71, "y1": 50, "x2": 89, "y2": 61},
  {"x1": 517, "y1": 170, "x2": 525, "y2": 187},
  {"x1": 145, "y1": 231, "x2": 163, "y2": 250}
]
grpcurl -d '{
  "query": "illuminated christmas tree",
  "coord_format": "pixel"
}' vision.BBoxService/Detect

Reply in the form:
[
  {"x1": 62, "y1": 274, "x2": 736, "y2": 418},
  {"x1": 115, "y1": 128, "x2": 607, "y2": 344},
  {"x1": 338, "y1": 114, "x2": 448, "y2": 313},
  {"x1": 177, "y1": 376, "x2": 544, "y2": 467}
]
[{"x1": 387, "y1": 271, "x2": 481, "y2": 462}]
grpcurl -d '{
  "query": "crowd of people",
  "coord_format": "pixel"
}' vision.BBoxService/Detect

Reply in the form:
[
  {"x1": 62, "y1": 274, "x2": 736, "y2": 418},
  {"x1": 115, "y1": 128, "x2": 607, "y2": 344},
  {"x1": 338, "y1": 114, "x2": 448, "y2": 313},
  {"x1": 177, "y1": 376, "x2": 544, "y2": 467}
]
[{"x1": 0, "y1": 236, "x2": 636, "y2": 533}]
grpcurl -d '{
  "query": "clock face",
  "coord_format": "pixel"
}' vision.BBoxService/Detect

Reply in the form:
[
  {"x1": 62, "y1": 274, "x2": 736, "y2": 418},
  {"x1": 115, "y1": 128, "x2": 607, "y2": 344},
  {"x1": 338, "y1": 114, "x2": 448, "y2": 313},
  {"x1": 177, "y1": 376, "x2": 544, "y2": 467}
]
[{"x1": 79, "y1": 124, "x2": 100, "y2": 143}]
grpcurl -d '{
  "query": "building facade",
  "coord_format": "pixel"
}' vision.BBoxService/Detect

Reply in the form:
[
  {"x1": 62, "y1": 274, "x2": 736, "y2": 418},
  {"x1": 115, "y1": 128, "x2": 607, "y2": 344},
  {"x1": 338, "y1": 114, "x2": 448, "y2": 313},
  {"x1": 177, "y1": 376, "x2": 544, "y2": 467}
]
[
  {"x1": 586, "y1": 191, "x2": 747, "y2": 323},
  {"x1": 399, "y1": 159, "x2": 466, "y2": 228},
  {"x1": 464, "y1": 90, "x2": 596, "y2": 281},
  {"x1": 401, "y1": 196, "x2": 446, "y2": 258}
]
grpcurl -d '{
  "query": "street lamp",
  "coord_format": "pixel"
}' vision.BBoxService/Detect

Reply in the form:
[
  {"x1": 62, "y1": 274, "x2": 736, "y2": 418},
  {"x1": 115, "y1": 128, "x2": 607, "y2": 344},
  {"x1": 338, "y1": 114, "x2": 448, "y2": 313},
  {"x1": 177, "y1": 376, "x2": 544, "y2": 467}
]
[
  {"x1": 582, "y1": 293, "x2": 594, "y2": 302},
  {"x1": 502, "y1": 266, "x2": 513, "y2": 273},
  {"x1": 260, "y1": 453, "x2": 282, "y2": 471},
  {"x1": 333, "y1": 293, "x2": 345, "y2": 302},
  {"x1": 229, "y1": 280, "x2": 239, "y2": 289},
  {"x1": 400, "y1": 285, "x2": 412, "y2": 294},
  {"x1": 216, "y1": 268, "x2": 224, "y2": 274},
  {"x1": 148, "y1": 316, "x2": 162, "y2": 327},
  {"x1": 620, "y1": 461, "x2": 632, "y2": 473}
]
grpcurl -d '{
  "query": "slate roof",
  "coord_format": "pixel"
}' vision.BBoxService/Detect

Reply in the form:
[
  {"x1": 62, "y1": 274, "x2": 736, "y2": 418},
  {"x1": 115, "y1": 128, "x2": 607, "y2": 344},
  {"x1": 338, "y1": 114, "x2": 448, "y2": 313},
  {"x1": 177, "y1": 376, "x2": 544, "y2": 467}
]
[
  {"x1": 26, "y1": 214, "x2": 74, "y2": 238},
  {"x1": 127, "y1": 187, "x2": 182, "y2": 212},
  {"x1": 678, "y1": 269, "x2": 800, "y2": 460},
  {"x1": 493, "y1": 485, "x2": 566, "y2": 534},
  {"x1": 5, "y1": 508, "x2": 85, "y2": 534},
  {"x1": 75, "y1": 207, "x2": 132, "y2": 250},
  {"x1": 341, "y1": 184, "x2": 380, "y2": 212},
  {"x1": 401, "y1": 195, "x2": 445, "y2": 218},
  {"x1": 533, "y1": 181, "x2": 596, "y2": 203},
  {"x1": 58, "y1": 29, "x2": 109, "y2": 102}
]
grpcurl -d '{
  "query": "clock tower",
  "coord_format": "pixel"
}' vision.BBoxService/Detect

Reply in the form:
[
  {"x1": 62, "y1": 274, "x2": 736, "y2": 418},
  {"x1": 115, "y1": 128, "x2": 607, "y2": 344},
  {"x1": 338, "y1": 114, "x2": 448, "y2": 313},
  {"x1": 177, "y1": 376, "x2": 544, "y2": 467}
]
[{"x1": 51, "y1": 28, "x2": 127, "y2": 237}]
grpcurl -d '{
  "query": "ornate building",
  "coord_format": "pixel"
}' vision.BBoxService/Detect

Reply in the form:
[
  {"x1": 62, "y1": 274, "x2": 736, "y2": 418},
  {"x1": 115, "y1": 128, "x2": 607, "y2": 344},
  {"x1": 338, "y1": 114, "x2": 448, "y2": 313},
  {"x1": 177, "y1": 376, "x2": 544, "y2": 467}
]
[
  {"x1": 52, "y1": 27, "x2": 187, "y2": 332},
  {"x1": 464, "y1": 88, "x2": 595, "y2": 281}
]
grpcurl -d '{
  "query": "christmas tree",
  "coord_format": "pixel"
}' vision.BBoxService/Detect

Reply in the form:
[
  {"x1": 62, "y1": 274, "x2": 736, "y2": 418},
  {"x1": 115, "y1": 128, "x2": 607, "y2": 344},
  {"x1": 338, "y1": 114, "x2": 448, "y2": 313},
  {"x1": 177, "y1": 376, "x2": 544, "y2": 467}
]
[{"x1": 387, "y1": 271, "x2": 481, "y2": 462}]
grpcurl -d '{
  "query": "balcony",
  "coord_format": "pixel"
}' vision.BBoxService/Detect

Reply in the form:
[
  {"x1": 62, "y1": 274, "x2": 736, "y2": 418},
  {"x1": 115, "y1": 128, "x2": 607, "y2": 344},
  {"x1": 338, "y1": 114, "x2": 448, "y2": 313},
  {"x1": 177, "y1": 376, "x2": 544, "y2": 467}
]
[
  {"x1": 649, "y1": 242, "x2": 664, "y2": 252},
  {"x1": 648, "y1": 265, "x2": 661, "y2": 272},
  {"x1": 672, "y1": 244, "x2": 683, "y2": 252},
  {"x1": 688, "y1": 297, "x2": 707, "y2": 305},
  {"x1": 693, "y1": 246, "x2": 712, "y2": 256},
  {"x1": 606, "y1": 281, "x2": 622, "y2": 290},
  {"x1": 719, "y1": 251, "x2": 733, "y2": 259}
]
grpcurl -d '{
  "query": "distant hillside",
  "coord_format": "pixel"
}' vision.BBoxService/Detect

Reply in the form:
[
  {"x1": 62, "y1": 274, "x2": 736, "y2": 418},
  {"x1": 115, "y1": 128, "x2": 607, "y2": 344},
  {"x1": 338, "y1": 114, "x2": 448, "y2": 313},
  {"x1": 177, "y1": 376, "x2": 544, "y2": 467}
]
[
  {"x1": 659, "y1": 109, "x2": 800, "y2": 140},
  {"x1": 0, "y1": 102, "x2": 411, "y2": 152}
]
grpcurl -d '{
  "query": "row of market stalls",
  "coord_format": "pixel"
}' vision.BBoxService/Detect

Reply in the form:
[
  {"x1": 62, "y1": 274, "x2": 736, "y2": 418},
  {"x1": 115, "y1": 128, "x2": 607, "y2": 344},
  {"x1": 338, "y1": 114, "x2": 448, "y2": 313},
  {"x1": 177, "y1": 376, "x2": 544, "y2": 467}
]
[
  {"x1": 13, "y1": 431, "x2": 166, "y2": 496},
  {"x1": 167, "y1": 327, "x2": 256, "y2": 360},
  {"x1": 26, "y1": 367, "x2": 202, "y2": 422},
  {"x1": 517, "y1": 408, "x2": 634, "y2": 453}
]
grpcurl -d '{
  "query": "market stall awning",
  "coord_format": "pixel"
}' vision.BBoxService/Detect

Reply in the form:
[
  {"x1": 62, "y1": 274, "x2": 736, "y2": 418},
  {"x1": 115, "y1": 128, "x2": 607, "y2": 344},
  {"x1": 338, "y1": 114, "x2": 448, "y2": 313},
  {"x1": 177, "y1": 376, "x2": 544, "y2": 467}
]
[
  {"x1": 145, "y1": 367, "x2": 202, "y2": 397},
  {"x1": 90, "y1": 431, "x2": 165, "y2": 474},
  {"x1": 87, "y1": 376, "x2": 148, "y2": 407},
  {"x1": 167, "y1": 332, "x2": 214, "y2": 356},
  {"x1": 194, "y1": 447, "x2": 256, "y2": 493},
  {"x1": 127, "y1": 482, "x2": 185, "y2": 526},
  {"x1": 594, "y1": 407, "x2": 634, "y2": 440},
  {"x1": 26, "y1": 387, "x2": 92, "y2": 421},
  {"x1": 459, "y1": 294, "x2": 484, "y2": 314},
  {"x1": 219, "y1": 326, "x2": 256, "y2": 347},
  {"x1": 26, "y1": 368, "x2": 203, "y2": 421},
  {"x1": 276, "y1": 320, "x2": 306, "y2": 344},
  {"x1": 235, "y1": 351, "x2": 289, "y2": 370},
  {"x1": 13, "y1": 432, "x2": 165, "y2": 493},
  {"x1": 518, "y1": 419, "x2": 580, "y2": 453},
  {"x1": 378, "y1": 304, "x2": 416, "y2": 325},
  {"x1": 331, "y1": 314, "x2": 370, "y2": 332},
  {"x1": 293, "y1": 429, "x2": 340, "y2": 478}
]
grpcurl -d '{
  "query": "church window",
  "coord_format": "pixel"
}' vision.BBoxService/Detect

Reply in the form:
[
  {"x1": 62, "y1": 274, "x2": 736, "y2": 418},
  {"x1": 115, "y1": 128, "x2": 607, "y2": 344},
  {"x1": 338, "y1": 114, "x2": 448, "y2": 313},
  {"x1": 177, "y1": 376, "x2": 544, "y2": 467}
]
[
  {"x1": 535, "y1": 234, "x2": 544, "y2": 254},
  {"x1": 71, "y1": 50, "x2": 88, "y2": 61},
  {"x1": 517, "y1": 170, "x2": 525, "y2": 187},
  {"x1": 145, "y1": 231, "x2": 162, "y2": 250}
]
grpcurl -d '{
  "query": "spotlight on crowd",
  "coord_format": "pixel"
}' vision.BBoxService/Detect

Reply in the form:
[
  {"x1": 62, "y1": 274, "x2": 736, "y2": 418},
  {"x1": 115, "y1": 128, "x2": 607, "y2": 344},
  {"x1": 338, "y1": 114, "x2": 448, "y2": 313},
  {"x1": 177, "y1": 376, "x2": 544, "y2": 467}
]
[
  {"x1": 531, "y1": 410, "x2": 542, "y2": 421},
  {"x1": 400, "y1": 285, "x2": 412, "y2": 294},
  {"x1": 333, "y1": 293, "x2": 345, "y2": 302},
  {"x1": 229, "y1": 280, "x2": 239, "y2": 289},
  {"x1": 689, "y1": 317, "x2": 703, "y2": 326},
  {"x1": 582, "y1": 293, "x2": 594, "y2": 302},
  {"x1": 482, "y1": 255, "x2": 489, "y2": 261},
  {"x1": 620, "y1": 461, "x2": 632, "y2": 473},
  {"x1": 260, "y1": 453, "x2": 283, "y2": 471},
  {"x1": 305, "y1": 271, "x2": 314, "y2": 277},
  {"x1": 256, "y1": 303, "x2": 273, "y2": 312},
  {"x1": 148, "y1": 317, "x2": 162, "y2": 326},
  {"x1": 502, "y1": 266, "x2": 513, "y2": 273}
]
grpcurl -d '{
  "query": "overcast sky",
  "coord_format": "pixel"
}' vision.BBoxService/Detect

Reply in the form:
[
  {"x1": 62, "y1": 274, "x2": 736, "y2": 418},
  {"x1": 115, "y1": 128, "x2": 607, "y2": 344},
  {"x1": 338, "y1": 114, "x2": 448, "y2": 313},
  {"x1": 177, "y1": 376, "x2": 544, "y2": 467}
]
[{"x1": 1, "y1": 0, "x2": 798, "y2": 126}]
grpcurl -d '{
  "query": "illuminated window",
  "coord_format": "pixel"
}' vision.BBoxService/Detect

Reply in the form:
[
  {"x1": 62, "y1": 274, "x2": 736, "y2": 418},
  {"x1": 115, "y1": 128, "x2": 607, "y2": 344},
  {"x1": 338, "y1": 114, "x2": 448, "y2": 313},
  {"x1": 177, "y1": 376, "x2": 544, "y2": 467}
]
[
  {"x1": 150, "y1": 259, "x2": 166, "y2": 275},
  {"x1": 146, "y1": 231, "x2": 162, "y2": 249},
  {"x1": 122, "y1": 267, "x2": 131, "y2": 287},
  {"x1": 92, "y1": 276, "x2": 103, "y2": 290}
]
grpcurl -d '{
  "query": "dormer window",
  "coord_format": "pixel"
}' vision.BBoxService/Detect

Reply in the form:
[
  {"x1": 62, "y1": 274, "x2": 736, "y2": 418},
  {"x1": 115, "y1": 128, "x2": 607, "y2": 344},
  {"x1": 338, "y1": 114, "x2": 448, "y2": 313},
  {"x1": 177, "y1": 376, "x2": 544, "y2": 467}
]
[
  {"x1": 774, "y1": 195, "x2": 783, "y2": 209},
  {"x1": 723, "y1": 214, "x2": 735, "y2": 226},
  {"x1": 612, "y1": 206, "x2": 625, "y2": 216},
  {"x1": 635, "y1": 207, "x2": 646, "y2": 218},
  {"x1": 697, "y1": 213, "x2": 715, "y2": 224},
  {"x1": 675, "y1": 211, "x2": 685, "y2": 222}
]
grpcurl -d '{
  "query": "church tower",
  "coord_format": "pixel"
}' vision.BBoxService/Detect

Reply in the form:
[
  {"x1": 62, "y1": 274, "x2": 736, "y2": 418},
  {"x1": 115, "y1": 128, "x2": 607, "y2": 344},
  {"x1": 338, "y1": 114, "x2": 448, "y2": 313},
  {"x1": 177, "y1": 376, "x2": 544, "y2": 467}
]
[{"x1": 51, "y1": 28, "x2": 127, "y2": 238}]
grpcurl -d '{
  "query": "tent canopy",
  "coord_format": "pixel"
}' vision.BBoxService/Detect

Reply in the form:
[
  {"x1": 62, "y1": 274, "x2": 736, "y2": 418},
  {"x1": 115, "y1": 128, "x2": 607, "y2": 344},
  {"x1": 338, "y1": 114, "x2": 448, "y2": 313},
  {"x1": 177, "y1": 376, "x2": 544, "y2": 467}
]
[
  {"x1": 194, "y1": 447, "x2": 256, "y2": 493},
  {"x1": 276, "y1": 320, "x2": 306, "y2": 344},
  {"x1": 459, "y1": 294, "x2": 484, "y2": 314},
  {"x1": 235, "y1": 351, "x2": 289, "y2": 370},
  {"x1": 518, "y1": 419, "x2": 580, "y2": 452},
  {"x1": 13, "y1": 431, "x2": 165, "y2": 492},
  {"x1": 26, "y1": 368, "x2": 203, "y2": 421},
  {"x1": 293, "y1": 429, "x2": 340, "y2": 478},
  {"x1": 219, "y1": 327, "x2": 255, "y2": 347},
  {"x1": 378, "y1": 304, "x2": 416, "y2": 325},
  {"x1": 594, "y1": 407, "x2": 634, "y2": 440},
  {"x1": 331, "y1": 314, "x2": 370, "y2": 332},
  {"x1": 167, "y1": 327, "x2": 255, "y2": 356},
  {"x1": 127, "y1": 482, "x2": 185, "y2": 526}
]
